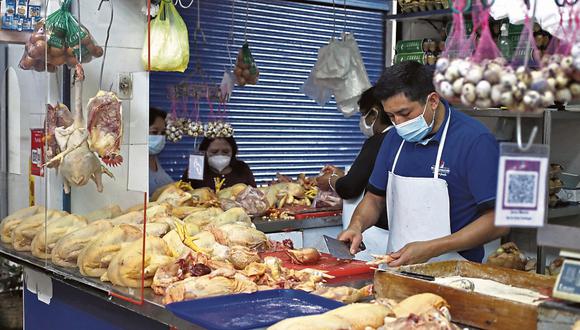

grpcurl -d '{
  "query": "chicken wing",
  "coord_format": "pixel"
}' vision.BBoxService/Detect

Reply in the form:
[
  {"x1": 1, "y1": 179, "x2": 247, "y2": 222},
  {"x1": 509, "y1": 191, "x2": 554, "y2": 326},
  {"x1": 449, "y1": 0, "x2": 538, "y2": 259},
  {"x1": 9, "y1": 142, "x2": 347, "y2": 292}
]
[{"x1": 51, "y1": 220, "x2": 113, "y2": 267}]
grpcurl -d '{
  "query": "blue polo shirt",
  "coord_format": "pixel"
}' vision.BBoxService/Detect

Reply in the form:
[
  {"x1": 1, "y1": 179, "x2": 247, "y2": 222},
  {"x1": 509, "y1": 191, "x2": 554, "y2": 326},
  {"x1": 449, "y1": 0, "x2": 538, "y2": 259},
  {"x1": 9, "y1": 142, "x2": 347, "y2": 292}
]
[{"x1": 368, "y1": 101, "x2": 499, "y2": 262}]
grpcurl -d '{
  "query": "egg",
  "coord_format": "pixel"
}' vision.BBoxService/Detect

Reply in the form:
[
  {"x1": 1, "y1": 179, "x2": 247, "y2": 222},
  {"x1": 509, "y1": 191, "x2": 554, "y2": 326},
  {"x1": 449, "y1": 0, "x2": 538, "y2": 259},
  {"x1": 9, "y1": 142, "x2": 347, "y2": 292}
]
[
  {"x1": 439, "y1": 81, "x2": 455, "y2": 99},
  {"x1": 476, "y1": 80, "x2": 492, "y2": 99},
  {"x1": 452, "y1": 78, "x2": 464, "y2": 95},
  {"x1": 491, "y1": 85, "x2": 504, "y2": 104},
  {"x1": 501, "y1": 92, "x2": 514, "y2": 106},
  {"x1": 461, "y1": 83, "x2": 476, "y2": 103},
  {"x1": 465, "y1": 66, "x2": 483, "y2": 84},
  {"x1": 435, "y1": 57, "x2": 449, "y2": 72},
  {"x1": 556, "y1": 88, "x2": 572, "y2": 103}
]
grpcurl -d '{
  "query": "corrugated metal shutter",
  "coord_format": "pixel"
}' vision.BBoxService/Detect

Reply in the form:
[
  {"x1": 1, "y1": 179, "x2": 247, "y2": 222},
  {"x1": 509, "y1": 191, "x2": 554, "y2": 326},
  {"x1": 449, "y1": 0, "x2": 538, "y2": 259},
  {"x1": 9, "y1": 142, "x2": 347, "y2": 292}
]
[{"x1": 150, "y1": 0, "x2": 385, "y2": 184}]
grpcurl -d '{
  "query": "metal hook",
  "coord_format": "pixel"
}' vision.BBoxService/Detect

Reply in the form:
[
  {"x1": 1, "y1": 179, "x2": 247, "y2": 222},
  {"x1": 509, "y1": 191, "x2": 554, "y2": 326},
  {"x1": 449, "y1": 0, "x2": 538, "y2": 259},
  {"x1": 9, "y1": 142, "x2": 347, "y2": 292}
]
[{"x1": 516, "y1": 115, "x2": 538, "y2": 152}]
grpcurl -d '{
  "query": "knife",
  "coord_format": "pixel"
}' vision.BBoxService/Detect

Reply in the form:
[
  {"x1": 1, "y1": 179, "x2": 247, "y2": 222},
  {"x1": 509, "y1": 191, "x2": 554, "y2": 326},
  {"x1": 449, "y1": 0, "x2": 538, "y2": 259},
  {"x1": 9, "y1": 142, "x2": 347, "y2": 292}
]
[
  {"x1": 323, "y1": 235, "x2": 366, "y2": 260},
  {"x1": 376, "y1": 264, "x2": 435, "y2": 281}
]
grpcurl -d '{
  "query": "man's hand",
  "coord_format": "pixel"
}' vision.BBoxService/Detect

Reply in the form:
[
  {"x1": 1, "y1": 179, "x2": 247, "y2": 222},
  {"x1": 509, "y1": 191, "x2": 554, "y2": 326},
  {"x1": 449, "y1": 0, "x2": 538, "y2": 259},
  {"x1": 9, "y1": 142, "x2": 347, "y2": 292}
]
[
  {"x1": 387, "y1": 241, "x2": 441, "y2": 267},
  {"x1": 337, "y1": 228, "x2": 363, "y2": 255}
]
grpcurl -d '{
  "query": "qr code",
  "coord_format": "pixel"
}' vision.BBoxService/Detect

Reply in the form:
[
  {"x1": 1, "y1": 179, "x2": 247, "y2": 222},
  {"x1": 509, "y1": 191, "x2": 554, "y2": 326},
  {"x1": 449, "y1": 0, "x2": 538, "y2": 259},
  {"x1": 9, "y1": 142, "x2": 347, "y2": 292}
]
[{"x1": 505, "y1": 170, "x2": 538, "y2": 207}]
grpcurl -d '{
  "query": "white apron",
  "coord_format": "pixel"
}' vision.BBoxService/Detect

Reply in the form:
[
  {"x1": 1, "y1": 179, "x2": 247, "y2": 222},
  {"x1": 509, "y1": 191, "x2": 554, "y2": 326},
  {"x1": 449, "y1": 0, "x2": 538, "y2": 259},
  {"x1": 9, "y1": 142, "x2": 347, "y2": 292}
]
[
  {"x1": 342, "y1": 127, "x2": 392, "y2": 261},
  {"x1": 386, "y1": 110, "x2": 466, "y2": 262}
]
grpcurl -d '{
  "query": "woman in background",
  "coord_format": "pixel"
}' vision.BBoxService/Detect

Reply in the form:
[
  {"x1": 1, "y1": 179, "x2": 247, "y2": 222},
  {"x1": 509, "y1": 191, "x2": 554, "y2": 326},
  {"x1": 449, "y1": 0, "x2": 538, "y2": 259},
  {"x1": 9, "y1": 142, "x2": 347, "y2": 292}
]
[{"x1": 149, "y1": 107, "x2": 173, "y2": 195}]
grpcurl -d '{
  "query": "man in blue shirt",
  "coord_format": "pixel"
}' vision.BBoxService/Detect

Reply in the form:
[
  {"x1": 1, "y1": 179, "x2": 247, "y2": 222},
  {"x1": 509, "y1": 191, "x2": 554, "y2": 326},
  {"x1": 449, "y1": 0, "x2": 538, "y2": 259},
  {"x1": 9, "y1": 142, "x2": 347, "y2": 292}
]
[{"x1": 338, "y1": 61, "x2": 509, "y2": 266}]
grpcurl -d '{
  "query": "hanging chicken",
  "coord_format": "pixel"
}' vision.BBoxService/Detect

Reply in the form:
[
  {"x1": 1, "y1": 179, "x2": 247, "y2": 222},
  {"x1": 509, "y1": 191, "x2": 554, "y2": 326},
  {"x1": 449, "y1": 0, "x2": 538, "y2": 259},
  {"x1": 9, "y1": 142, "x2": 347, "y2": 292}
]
[
  {"x1": 87, "y1": 91, "x2": 123, "y2": 166},
  {"x1": 44, "y1": 64, "x2": 113, "y2": 193},
  {"x1": 44, "y1": 103, "x2": 73, "y2": 168}
]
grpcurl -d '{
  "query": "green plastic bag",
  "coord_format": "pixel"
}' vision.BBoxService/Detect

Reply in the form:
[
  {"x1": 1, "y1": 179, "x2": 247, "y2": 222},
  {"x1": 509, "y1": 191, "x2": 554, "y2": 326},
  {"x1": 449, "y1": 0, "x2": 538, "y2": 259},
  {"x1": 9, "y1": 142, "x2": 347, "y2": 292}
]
[{"x1": 142, "y1": 0, "x2": 190, "y2": 72}]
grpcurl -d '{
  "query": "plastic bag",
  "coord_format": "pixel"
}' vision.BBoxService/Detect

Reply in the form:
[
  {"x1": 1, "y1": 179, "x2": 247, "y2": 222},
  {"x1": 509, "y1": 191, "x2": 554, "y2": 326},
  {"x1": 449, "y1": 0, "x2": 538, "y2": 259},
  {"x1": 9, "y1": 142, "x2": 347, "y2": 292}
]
[
  {"x1": 141, "y1": 0, "x2": 189, "y2": 72},
  {"x1": 234, "y1": 186, "x2": 270, "y2": 216},
  {"x1": 19, "y1": 0, "x2": 103, "y2": 72},
  {"x1": 312, "y1": 190, "x2": 342, "y2": 209},
  {"x1": 234, "y1": 42, "x2": 260, "y2": 86},
  {"x1": 301, "y1": 68, "x2": 333, "y2": 106}
]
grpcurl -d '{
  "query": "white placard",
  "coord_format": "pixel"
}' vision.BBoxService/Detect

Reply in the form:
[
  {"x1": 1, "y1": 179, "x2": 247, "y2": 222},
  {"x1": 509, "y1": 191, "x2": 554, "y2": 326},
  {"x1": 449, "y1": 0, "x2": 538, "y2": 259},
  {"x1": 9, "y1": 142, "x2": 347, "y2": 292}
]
[{"x1": 188, "y1": 153, "x2": 205, "y2": 180}]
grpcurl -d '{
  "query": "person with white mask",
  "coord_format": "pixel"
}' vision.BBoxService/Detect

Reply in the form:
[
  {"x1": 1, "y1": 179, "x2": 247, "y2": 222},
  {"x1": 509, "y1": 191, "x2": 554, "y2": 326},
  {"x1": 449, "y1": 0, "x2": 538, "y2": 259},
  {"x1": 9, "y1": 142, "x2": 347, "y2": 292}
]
[
  {"x1": 181, "y1": 136, "x2": 256, "y2": 190},
  {"x1": 339, "y1": 61, "x2": 509, "y2": 266},
  {"x1": 149, "y1": 107, "x2": 173, "y2": 195},
  {"x1": 315, "y1": 87, "x2": 393, "y2": 231}
]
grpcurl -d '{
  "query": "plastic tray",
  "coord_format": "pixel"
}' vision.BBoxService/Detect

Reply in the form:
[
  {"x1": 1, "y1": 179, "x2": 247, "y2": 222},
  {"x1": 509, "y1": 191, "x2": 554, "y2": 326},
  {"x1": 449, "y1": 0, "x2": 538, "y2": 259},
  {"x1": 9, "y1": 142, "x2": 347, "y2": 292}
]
[{"x1": 166, "y1": 289, "x2": 344, "y2": 330}]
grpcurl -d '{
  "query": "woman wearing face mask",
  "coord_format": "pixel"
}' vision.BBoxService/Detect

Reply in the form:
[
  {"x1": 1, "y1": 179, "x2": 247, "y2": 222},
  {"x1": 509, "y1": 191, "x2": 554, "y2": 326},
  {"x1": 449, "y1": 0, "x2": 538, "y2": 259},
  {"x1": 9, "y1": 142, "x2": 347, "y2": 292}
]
[
  {"x1": 149, "y1": 107, "x2": 174, "y2": 195},
  {"x1": 316, "y1": 87, "x2": 392, "y2": 232},
  {"x1": 180, "y1": 136, "x2": 256, "y2": 190}
]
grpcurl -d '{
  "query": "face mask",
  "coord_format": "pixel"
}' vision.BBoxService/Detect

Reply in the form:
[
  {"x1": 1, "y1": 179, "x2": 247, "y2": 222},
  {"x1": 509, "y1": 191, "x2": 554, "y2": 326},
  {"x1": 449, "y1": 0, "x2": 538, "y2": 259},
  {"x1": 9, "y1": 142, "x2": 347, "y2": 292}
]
[
  {"x1": 394, "y1": 96, "x2": 437, "y2": 143},
  {"x1": 208, "y1": 155, "x2": 231, "y2": 173},
  {"x1": 359, "y1": 109, "x2": 377, "y2": 138},
  {"x1": 149, "y1": 135, "x2": 166, "y2": 155}
]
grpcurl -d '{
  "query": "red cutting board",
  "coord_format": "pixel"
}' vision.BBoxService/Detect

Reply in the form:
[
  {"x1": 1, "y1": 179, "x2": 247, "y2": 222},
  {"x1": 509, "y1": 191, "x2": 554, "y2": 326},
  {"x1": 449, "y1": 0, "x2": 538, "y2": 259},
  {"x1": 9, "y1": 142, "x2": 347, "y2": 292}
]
[{"x1": 259, "y1": 251, "x2": 373, "y2": 278}]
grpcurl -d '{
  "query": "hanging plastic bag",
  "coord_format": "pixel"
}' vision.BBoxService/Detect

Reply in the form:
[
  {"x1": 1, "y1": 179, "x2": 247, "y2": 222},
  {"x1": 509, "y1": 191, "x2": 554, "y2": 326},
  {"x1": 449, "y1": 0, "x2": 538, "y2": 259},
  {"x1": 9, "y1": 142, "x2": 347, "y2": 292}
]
[
  {"x1": 301, "y1": 68, "x2": 333, "y2": 106},
  {"x1": 19, "y1": 0, "x2": 103, "y2": 72},
  {"x1": 234, "y1": 42, "x2": 259, "y2": 86},
  {"x1": 313, "y1": 38, "x2": 352, "y2": 89},
  {"x1": 141, "y1": 0, "x2": 189, "y2": 72},
  {"x1": 220, "y1": 70, "x2": 235, "y2": 101}
]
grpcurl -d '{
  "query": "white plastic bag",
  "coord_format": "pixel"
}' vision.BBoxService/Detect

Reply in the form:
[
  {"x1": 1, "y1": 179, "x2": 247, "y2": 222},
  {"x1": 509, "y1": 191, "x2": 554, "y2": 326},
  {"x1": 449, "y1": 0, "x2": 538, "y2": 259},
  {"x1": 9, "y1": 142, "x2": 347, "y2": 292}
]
[{"x1": 302, "y1": 68, "x2": 333, "y2": 106}]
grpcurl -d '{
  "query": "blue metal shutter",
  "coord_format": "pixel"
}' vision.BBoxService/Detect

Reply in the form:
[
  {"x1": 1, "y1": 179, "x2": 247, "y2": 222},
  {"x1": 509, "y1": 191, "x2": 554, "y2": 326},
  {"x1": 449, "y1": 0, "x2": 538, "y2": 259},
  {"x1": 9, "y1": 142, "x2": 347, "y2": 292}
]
[{"x1": 150, "y1": 0, "x2": 385, "y2": 184}]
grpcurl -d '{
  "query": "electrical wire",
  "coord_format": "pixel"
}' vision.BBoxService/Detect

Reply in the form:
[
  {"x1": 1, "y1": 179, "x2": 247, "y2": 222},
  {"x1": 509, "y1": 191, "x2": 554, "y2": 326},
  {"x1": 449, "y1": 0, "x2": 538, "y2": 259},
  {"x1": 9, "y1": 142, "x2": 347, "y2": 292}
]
[
  {"x1": 98, "y1": 0, "x2": 114, "y2": 91},
  {"x1": 244, "y1": 0, "x2": 248, "y2": 41}
]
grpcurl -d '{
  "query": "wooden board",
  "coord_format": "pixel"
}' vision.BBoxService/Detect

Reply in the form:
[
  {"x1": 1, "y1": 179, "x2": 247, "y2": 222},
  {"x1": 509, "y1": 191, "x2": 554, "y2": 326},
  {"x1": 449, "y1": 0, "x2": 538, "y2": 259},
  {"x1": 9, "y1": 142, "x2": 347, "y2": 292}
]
[{"x1": 373, "y1": 261, "x2": 556, "y2": 330}]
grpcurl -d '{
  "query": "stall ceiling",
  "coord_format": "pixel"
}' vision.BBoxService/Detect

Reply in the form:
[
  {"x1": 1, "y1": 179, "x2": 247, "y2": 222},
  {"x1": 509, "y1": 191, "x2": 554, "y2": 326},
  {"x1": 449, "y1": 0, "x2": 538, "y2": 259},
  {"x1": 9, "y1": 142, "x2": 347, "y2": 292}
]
[{"x1": 150, "y1": 0, "x2": 385, "y2": 184}]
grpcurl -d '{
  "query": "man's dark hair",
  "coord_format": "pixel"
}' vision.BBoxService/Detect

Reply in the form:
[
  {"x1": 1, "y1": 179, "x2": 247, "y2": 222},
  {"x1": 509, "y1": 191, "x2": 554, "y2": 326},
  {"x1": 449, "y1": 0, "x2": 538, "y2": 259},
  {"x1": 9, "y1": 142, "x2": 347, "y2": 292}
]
[
  {"x1": 374, "y1": 61, "x2": 436, "y2": 104},
  {"x1": 358, "y1": 87, "x2": 390, "y2": 126},
  {"x1": 149, "y1": 107, "x2": 167, "y2": 127}
]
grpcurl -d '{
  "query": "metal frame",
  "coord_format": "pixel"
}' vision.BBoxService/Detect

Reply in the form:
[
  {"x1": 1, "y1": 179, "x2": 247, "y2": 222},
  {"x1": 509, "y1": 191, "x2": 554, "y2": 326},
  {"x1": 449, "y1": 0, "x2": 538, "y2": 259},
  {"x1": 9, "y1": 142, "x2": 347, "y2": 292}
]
[{"x1": 0, "y1": 45, "x2": 8, "y2": 219}]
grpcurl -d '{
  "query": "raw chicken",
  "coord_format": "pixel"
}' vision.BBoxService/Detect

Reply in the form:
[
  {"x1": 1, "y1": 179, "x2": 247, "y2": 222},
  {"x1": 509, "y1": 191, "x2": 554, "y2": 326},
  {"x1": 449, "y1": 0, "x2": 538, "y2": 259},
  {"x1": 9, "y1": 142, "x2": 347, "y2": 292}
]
[
  {"x1": 172, "y1": 206, "x2": 206, "y2": 219},
  {"x1": 162, "y1": 230, "x2": 194, "y2": 258},
  {"x1": 0, "y1": 205, "x2": 45, "y2": 243},
  {"x1": 77, "y1": 224, "x2": 142, "y2": 277},
  {"x1": 31, "y1": 214, "x2": 88, "y2": 259},
  {"x1": 109, "y1": 211, "x2": 144, "y2": 226},
  {"x1": 101, "y1": 236, "x2": 174, "y2": 288},
  {"x1": 190, "y1": 187, "x2": 218, "y2": 205},
  {"x1": 286, "y1": 248, "x2": 321, "y2": 265},
  {"x1": 162, "y1": 274, "x2": 258, "y2": 304},
  {"x1": 326, "y1": 303, "x2": 391, "y2": 330},
  {"x1": 190, "y1": 231, "x2": 230, "y2": 260},
  {"x1": 312, "y1": 284, "x2": 373, "y2": 304},
  {"x1": 212, "y1": 207, "x2": 252, "y2": 228},
  {"x1": 51, "y1": 220, "x2": 113, "y2": 268},
  {"x1": 235, "y1": 186, "x2": 270, "y2": 216},
  {"x1": 378, "y1": 308, "x2": 459, "y2": 330},
  {"x1": 155, "y1": 185, "x2": 192, "y2": 207},
  {"x1": 209, "y1": 223, "x2": 269, "y2": 250},
  {"x1": 217, "y1": 183, "x2": 247, "y2": 200},
  {"x1": 146, "y1": 223, "x2": 171, "y2": 237},
  {"x1": 44, "y1": 65, "x2": 113, "y2": 193},
  {"x1": 228, "y1": 245, "x2": 261, "y2": 270},
  {"x1": 11, "y1": 210, "x2": 69, "y2": 251},
  {"x1": 183, "y1": 207, "x2": 224, "y2": 228},
  {"x1": 87, "y1": 90, "x2": 123, "y2": 167},
  {"x1": 392, "y1": 293, "x2": 450, "y2": 318},
  {"x1": 267, "y1": 314, "x2": 351, "y2": 330},
  {"x1": 82, "y1": 204, "x2": 122, "y2": 222},
  {"x1": 44, "y1": 103, "x2": 73, "y2": 168}
]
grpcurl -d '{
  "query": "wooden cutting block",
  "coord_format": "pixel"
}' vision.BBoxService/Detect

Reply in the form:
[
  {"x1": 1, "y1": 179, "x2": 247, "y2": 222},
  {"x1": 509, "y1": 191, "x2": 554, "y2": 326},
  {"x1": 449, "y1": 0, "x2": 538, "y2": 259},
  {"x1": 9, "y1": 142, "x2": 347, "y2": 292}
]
[{"x1": 373, "y1": 260, "x2": 555, "y2": 330}]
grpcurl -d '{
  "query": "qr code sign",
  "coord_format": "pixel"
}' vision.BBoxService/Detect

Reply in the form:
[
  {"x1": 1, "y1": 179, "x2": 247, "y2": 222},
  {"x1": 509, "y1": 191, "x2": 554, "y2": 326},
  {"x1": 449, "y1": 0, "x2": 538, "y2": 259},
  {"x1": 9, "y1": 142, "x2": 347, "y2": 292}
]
[{"x1": 505, "y1": 170, "x2": 538, "y2": 208}]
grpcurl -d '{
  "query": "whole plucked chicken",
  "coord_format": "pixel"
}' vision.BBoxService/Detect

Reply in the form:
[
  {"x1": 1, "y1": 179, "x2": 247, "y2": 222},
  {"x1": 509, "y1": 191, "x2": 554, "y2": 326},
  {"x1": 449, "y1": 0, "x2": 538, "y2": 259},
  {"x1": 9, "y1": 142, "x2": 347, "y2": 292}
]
[{"x1": 44, "y1": 65, "x2": 113, "y2": 193}]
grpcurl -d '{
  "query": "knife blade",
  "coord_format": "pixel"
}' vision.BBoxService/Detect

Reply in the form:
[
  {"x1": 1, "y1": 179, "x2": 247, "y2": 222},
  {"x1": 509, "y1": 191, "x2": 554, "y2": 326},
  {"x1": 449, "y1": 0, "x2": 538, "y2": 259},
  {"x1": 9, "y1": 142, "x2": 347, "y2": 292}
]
[{"x1": 323, "y1": 235, "x2": 366, "y2": 260}]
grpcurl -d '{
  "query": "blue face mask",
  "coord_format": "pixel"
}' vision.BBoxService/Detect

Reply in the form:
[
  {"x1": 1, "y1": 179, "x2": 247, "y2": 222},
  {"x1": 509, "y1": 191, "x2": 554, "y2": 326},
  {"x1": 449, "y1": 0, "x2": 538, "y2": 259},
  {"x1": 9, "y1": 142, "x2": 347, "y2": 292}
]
[
  {"x1": 394, "y1": 97, "x2": 436, "y2": 143},
  {"x1": 149, "y1": 135, "x2": 166, "y2": 155}
]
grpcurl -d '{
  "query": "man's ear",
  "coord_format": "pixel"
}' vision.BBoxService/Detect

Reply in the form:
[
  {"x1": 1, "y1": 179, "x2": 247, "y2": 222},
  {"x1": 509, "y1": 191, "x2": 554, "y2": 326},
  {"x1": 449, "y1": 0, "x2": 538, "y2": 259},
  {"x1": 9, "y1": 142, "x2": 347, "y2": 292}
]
[{"x1": 429, "y1": 93, "x2": 441, "y2": 111}]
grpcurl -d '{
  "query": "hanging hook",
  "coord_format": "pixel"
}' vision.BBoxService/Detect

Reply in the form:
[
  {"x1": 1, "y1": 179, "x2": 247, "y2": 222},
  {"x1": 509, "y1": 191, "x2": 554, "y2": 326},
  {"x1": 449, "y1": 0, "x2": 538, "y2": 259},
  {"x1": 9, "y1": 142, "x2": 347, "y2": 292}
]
[
  {"x1": 332, "y1": 0, "x2": 336, "y2": 40},
  {"x1": 194, "y1": 0, "x2": 206, "y2": 43},
  {"x1": 516, "y1": 115, "x2": 538, "y2": 152}
]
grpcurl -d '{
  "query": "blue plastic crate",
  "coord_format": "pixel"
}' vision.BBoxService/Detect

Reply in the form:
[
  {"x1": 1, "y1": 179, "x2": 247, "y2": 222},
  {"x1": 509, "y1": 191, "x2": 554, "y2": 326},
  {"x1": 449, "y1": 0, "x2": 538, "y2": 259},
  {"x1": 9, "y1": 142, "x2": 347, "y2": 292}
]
[{"x1": 166, "y1": 289, "x2": 344, "y2": 330}]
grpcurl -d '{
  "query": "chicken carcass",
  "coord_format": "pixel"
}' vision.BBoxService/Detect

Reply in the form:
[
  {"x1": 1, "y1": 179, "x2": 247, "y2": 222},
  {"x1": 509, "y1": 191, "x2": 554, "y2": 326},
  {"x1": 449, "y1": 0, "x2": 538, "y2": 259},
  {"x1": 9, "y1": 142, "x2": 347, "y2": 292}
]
[
  {"x1": 228, "y1": 245, "x2": 261, "y2": 270},
  {"x1": 51, "y1": 220, "x2": 114, "y2": 267},
  {"x1": 0, "y1": 205, "x2": 45, "y2": 243},
  {"x1": 82, "y1": 204, "x2": 123, "y2": 222},
  {"x1": 392, "y1": 293, "x2": 450, "y2": 318},
  {"x1": 190, "y1": 231, "x2": 230, "y2": 260},
  {"x1": 209, "y1": 223, "x2": 269, "y2": 250},
  {"x1": 286, "y1": 248, "x2": 321, "y2": 265},
  {"x1": 267, "y1": 314, "x2": 351, "y2": 330},
  {"x1": 44, "y1": 65, "x2": 113, "y2": 193},
  {"x1": 312, "y1": 284, "x2": 372, "y2": 304},
  {"x1": 146, "y1": 223, "x2": 171, "y2": 237},
  {"x1": 183, "y1": 207, "x2": 224, "y2": 228},
  {"x1": 101, "y1": 236, "x2": 174, "y2": 287},
  {"x1": 31, "y1": 214, "x2": 88, "y2": 259},
  {"x1": 77, "y1": 224, "x2": 142, "y2": 277},
  {"x1": 12, "y1": 210, "x2": 69, "y2": 251},
  {"x1": 45, "y1": 103, "x2": 73, "y2": 168},
  {"x1": 162, "y1": 274, "x2": 258, "y2": 304},
  {"x1": 190, "y1": 187, "x2": 218, "y2": 206},
  {"x1": 235, "y1": 186, "x2": 270, "y2": 216},
  {"x1": 217, "y1": 183, "x2": 247, "y2": 200},
  {"x1": 87, "y1": 90, "x2": 123, "y2": 167},
  {"x1": 154, "y1": 185, "x2": 192, "y2": 207},
  {"x1": 212, "y1": 207, "x2": 252, "y2": 228},
  {"x1": 379, "y1": 308, "x2": 459, "y2": 330},
  {"x1": 326, "y1": 303, "x2": 392, "y2": 330}
]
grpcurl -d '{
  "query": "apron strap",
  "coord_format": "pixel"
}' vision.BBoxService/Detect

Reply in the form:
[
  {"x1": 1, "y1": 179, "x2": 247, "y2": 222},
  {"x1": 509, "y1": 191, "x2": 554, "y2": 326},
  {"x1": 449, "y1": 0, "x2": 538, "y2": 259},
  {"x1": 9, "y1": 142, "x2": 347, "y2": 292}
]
[
  {"x1": 391, "y1": 140, "x2": 405, "y2": 173},
  {"x1": 433, "y1": 108, "x2": 452, "y2": 179}
]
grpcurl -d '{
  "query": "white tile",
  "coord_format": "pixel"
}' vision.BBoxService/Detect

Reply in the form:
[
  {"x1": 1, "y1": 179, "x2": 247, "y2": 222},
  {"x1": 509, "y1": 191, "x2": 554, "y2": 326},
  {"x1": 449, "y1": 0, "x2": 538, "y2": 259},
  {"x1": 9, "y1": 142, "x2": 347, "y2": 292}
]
[{"x1": 127, "y1": 144, "x2": 148, "y2": 193}]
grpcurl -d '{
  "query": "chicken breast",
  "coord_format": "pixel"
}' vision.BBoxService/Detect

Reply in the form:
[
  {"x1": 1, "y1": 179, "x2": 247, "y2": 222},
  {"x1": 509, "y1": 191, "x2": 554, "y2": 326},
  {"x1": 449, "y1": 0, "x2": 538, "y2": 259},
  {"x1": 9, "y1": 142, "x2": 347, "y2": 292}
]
[
  {"x1": 1, "y1": 205, "x2": 46, "y2": 243},
  {"x1": 155, "y1": 185, "x2": 192, "y2": 207},
  {"x1": 101, "y1": 236, "x2": 174, "y2": 287},
  {"x1": 267, "y1": 314, "x2": 351, "y2": 330},
  {"x1": 77, "y1": 224, "x2": 143, "y2": 277},
  {"x1": 183, "y1": 207, "x2": 224, "y2": 228},
  {"x1": 210, "y1": 223, "x2": 268, "y2": 250},
  {"x1": 12, "y1": 210, "x2": 69, "y2": 251},
  {"x1": 51, "y1": 220, "x2": 113, "y2": 267},
  {"x1": 31, "y1": 214, "x2": 88, "y2": 259}
]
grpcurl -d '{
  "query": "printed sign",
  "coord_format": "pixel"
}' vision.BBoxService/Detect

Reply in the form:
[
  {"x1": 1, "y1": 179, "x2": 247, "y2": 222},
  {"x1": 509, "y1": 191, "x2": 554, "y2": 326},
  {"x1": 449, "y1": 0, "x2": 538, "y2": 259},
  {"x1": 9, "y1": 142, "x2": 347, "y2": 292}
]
[
  {"x1": 495, "y1": 143, "x2": 549, "y2": 227},
  {"x1": 188, "y1": 153, "x2": 205, "y2": 180},
  {"x1": 30, "y1": 129, "x2": 44, "y2": 177}
]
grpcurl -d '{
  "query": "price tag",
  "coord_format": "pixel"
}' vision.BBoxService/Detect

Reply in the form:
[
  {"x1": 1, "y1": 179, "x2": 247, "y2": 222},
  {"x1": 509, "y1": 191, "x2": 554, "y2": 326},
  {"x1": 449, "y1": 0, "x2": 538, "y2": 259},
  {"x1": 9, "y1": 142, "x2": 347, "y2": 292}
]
[
  {"x1": 30, "y1": 129, "x2": 44, "y2": 177},
  {"x1": 495, "y1": 143, "x2": 549, "y2": 227},
  {"x1": 553, "y1": 259, "x2": 580, "y2": 303},
  {"x1": 188, "y1": 152, "x2": 205, "y2": 180}
]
